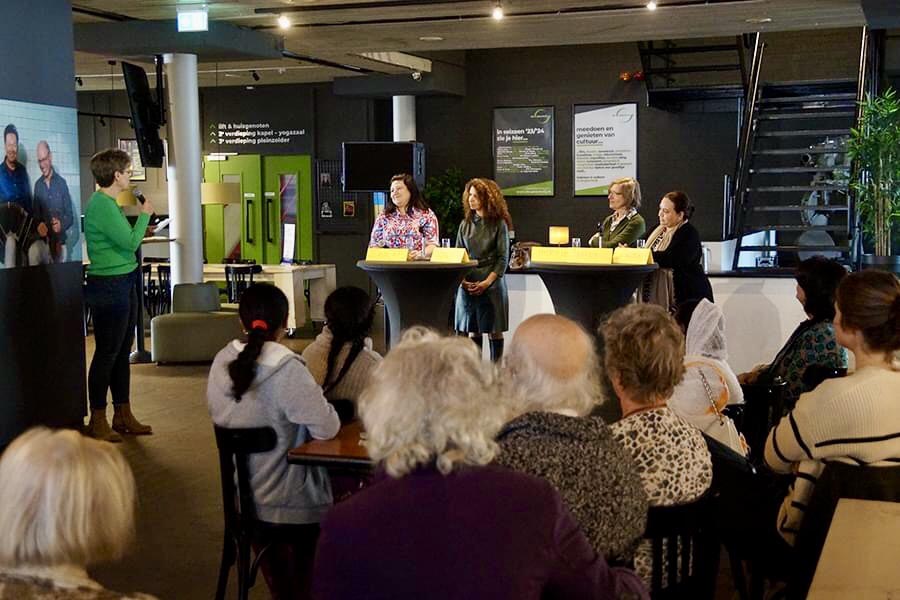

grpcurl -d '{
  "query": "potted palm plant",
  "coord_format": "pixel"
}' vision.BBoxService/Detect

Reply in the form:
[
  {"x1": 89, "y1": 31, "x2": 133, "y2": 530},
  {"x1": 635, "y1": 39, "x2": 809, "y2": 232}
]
[{"x1": 848, "y1": 87, "x2": 900, "y2": 271}]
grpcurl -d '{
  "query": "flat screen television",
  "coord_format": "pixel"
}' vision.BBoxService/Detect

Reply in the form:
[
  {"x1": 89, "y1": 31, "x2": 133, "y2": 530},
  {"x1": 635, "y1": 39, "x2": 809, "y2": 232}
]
[
  {"x1": 342, "y1": 142, "x2": 425, "y2": 192},
  {"x1": 121, "y1": 61, "x2": 165, "y2": 168}
]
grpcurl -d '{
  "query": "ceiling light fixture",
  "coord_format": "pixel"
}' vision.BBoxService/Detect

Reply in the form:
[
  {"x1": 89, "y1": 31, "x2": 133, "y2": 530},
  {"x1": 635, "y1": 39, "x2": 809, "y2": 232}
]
[
  {"x1": 418, "y1": 36, "x2": 444, "y2": 42},
  {"x1": 646, "y1": 1, "x2": 658, "y2": 10},
  {"x1": 277, "y1": 14, "x2": 291, "y2": 29},
  {"x1": 492, "y1": 1, "x2": 504, "y2": 20},
  {"x1": 251, "y1": 70, "x2": 260, "y2": 81},
  {"x1": 75, "y1": 76, "x2": 83, "y2": 87},
  {"x1": 745, "y1": 17, "x2": 773, "y2": 24}
]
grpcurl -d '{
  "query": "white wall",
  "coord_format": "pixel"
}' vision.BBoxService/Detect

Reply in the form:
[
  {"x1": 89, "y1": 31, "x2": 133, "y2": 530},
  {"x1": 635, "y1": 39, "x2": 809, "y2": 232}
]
[{"x1": 503, "y1": 273, "x2": 806, "y2": 374}]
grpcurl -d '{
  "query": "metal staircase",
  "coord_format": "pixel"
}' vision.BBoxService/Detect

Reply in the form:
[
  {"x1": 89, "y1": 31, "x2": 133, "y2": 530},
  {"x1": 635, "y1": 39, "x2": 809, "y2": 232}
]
[
  {"x1": 731, "y1": 79, "x2": 857, "y2": 269},
  {"x1": 638, "y1": 36, "x2": 751, "y2": 109}
]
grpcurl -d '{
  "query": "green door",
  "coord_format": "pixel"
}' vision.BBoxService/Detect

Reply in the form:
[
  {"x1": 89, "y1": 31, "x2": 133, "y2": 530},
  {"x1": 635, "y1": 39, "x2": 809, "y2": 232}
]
[
  {"x1": 204, "y1": 155, "x2": 264, "y2": 263},
  {"x1": 262, "y1": 155, "x2": 314, "y2": 262}
]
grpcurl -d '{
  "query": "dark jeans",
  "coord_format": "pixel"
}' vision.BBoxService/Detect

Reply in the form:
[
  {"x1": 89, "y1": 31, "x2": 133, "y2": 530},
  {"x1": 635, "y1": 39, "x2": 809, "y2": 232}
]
[{"x1": 86, "y1": 269, "x2": 138, "y2": 411}]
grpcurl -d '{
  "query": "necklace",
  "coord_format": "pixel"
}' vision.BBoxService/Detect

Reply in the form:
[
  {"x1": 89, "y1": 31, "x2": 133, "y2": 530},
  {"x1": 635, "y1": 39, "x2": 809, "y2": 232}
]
[{"x1": 621, "y1": 404, "x2": 665, "y2": 419}]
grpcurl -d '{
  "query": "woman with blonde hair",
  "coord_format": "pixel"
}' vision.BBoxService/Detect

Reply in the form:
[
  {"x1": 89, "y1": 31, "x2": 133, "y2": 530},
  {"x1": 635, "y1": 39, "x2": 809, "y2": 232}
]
[
  {"x1": 313, "y1": 327, "x2": 646, "y2": 599},
  {"x1": 603, "y1": 304, "x2": 713, "y2": 583},
  {"x1": 0, "y1": 427, "x2": 154, "y2": 599},
  {"x1": 454, "y1": 177, "x2": 512, "y2": 362},
  {"x1": 589, "y1": 177, "x2": 646, "y2": 248}
]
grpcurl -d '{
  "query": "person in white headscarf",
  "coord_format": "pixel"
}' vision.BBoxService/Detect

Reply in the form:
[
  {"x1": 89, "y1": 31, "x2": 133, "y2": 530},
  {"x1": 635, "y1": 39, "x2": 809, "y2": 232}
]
[{"x1": 669, "y1": 298, "x2": 747, "y2": 456}]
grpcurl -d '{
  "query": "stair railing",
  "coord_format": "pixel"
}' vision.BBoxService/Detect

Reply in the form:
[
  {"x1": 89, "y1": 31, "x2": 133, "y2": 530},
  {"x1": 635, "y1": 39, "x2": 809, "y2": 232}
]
[
  {"x1": 850, "y1": 26, "x2": 878, "y2": 270},
  {"x1": 730, "y1": 32, "x2": 764, "y2": 270}
]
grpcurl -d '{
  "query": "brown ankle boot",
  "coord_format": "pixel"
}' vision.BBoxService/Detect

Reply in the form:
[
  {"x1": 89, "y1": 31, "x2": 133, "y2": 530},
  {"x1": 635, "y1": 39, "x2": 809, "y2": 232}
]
[
  {"x1": 112, "y1": 403, "x2": 153, "y2": 435},
  {"x1": 86, "y1": 409, "x2": 123, "y2": 443}
]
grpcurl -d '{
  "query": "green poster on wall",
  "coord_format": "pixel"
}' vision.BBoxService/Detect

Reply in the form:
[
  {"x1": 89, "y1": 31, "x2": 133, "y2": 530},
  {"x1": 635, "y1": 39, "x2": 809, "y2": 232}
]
[{"x1": 493, "y1": 106, "x2": 554, "y2": 196}]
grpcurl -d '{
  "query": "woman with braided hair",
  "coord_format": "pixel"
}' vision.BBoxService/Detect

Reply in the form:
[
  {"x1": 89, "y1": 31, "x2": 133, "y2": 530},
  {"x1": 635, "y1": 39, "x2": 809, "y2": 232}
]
[
  {"x1": 302, "y1": 286, "x2": 382, "y2": 404},
  {"x1": 207, "y1": 283, "x2": 339, "y2": 599}
]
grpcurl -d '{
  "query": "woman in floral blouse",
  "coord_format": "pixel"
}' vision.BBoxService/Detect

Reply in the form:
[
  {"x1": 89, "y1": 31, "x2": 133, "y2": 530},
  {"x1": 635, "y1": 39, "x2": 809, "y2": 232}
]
[
  {"x1": 368, "y1": 173, "x2": 439, "y2": 259},
  {"x1": 738, "y1": 256, "x2": 849, "y2": 411}
]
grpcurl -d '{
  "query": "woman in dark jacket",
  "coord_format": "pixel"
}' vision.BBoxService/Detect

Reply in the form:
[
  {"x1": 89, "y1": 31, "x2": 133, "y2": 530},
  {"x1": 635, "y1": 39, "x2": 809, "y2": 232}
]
[
  {"x1": 454, "y1": 178, "x2": 511, "y2": 362},
  {"x1": 644, "y1": 190, "x2": 713, "y2": 305}
]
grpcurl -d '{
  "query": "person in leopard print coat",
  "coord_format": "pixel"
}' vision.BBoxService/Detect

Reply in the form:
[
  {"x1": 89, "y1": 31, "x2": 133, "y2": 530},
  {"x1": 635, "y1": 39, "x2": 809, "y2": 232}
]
[{"x1": 602, "y1": 304, "x2": 713, "y2": 584}]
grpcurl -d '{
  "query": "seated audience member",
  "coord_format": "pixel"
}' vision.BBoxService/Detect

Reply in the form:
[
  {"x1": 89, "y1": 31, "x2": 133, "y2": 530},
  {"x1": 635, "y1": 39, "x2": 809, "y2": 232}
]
[
  {"x1": 495, "y1": 314, "x2": 648, "y2": 563},
  {"x1": 765, "y1": 270, "x2": 900, "y2": 546},
  {"x1": 207, "y1": 284, "x2": 340, "y2": 599},
  {"x1": 0, "y1": 427, "x2": 155, "y2": 599},
  {"x1": 603, "y1": 304, "x2": 713, "y2": 582},
  {"x1": 739, "y1": 256, "x2": 849, "y2": 410},
  {"x1": 313, "y1": 328, "x2": 647, "y2": 600},
  {"x1": 670, "y1": 299, "x2": 747, "y2": 456},
  {"x1": 301, "y1": 286, "x2": 381, "y2": 404}
]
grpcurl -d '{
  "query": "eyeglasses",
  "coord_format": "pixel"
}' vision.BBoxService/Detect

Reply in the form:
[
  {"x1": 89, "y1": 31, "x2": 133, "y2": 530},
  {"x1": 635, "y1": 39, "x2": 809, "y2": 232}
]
[{"x1": 117, "y1": 169, "x2": 134, "y2": 177}]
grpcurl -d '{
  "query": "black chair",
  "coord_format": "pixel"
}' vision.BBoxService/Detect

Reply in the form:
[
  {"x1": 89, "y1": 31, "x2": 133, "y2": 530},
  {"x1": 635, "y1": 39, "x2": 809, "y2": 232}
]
[
  {"x1": 739, "y1": 378, "x2": 788, "y2": 464},
  {"x1": 643, "y1": 495, "x2": 720, "y2": 599},
  {"x1": 157, "y1": 265, "x2": 172, "y2": 314},
  {"x1": 789, "y1": 462, "x2": 900, "y2": 599},
  {"x1": 141, "y1": 264, "x2": 158, "y2": 318},
  {"x1": 213, "y1": 425, "x2": 313, "y2": 600},
  {"x1": 224, "y1": 264, "x2": 263, "y2": 303}
]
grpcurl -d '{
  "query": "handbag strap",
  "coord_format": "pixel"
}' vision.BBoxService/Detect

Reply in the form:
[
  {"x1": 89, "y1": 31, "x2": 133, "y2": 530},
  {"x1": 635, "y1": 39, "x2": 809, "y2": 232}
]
[{"x1": 697, "y1": 366, "x2": 726, "y2": 426}]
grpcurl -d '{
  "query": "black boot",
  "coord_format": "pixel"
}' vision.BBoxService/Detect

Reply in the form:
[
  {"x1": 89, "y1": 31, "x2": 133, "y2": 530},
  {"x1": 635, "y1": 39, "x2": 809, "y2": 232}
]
[
  {"x1": 469, "y1": 334, "x2": 484, "y2": 354},
  {"x1": 489, "y1": 338, "x2": 504, "y2": 363}
]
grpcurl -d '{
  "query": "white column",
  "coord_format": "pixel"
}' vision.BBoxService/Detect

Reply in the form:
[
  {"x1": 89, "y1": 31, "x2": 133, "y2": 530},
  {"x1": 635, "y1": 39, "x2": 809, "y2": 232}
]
[
  {"x1": 392, "y1": 95, "x2": 416, "y2": 141},
  {"x1": 164, "y1": 53, "x2": 203, "y2": 285}
]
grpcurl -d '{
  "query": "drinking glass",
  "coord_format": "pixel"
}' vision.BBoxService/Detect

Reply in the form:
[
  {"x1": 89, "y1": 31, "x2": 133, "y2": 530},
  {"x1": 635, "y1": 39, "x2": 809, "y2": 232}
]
[
  {"x1": 636, "y1": 239, "x2": 647, "y2": 249},
  {"x1": 571, "y1": 237, "x2": 581, "y2": 248},
  {"x1": 441, "y1": 238, "x2": 451, "y2": 248}
]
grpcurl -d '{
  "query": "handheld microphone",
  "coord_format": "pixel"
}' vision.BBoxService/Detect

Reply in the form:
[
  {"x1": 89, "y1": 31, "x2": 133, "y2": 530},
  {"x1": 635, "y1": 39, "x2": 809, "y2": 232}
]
[{"x1": 133, "y1": 188, "x2": 146, "y2": 204}]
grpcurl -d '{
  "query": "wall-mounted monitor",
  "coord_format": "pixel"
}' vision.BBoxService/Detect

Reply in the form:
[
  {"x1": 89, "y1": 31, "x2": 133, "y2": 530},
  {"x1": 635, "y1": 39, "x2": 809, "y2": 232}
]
[
  {"x1": 342, "y1": 142, "x2": 425, "y2": 192},
  {"x1": 121, "y1": 61, "x2": 165, "y2": 168}
]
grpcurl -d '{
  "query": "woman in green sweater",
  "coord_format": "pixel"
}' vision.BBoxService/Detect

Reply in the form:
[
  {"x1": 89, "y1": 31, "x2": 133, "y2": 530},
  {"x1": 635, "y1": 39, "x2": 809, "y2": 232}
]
[
  {"x1": 588, "y1": 177, "x2": 646, "y2": 248},
  {"x1": 83, "y1": 149, "x2": 154, "y2": 442}
]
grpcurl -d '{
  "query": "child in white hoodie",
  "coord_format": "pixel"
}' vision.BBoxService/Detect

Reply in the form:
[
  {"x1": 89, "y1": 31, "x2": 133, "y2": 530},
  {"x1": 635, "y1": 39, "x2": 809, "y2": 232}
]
[{"x1": 207, "y1": 283, "x2": 340, "y2": 599}]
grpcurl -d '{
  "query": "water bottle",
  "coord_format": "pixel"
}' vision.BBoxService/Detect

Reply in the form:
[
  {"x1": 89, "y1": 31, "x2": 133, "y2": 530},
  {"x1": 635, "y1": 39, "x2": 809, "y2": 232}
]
[{"x1": 702, "y1": 245, "x2": 712, "y2": 273}]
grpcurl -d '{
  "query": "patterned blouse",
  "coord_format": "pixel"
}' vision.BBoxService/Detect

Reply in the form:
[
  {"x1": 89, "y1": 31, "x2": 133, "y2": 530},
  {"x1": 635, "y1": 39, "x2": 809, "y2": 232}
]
[
  {"x1": 765, "y1": 320, "x2": 848, "y2": 411},
  {"x1": 610, "y1": 407, "x2": 713, "y2": 583},
  {"x1": 368, "y1": 208, "x2": 439, "y2": 254}
]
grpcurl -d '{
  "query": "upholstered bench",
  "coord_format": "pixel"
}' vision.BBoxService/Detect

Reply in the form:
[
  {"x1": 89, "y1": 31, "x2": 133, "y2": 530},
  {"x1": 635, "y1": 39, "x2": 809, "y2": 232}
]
[{"x1": 151, "y1": 282, "x2": 242, "y2": 364}]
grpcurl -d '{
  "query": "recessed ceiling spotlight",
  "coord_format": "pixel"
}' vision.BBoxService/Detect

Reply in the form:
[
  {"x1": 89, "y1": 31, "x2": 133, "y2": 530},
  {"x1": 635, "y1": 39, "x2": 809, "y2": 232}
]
[
  {"x1": 492, "y1": 1, "x2": 504, "y2": 20},
  {"x1": 419, "y1": 36, "x2": 444, "y2": 42},
  {"x1": 246, "y1": 86, "x2": 255, "y2": 90},
  {"x1": 745, "y1": 17, "x2": 773, "y2": 24},
  {"x1": 277, "y1": 14, "x2": 291, "y2": 29},
  {"x1": 646, "y1": 1, "x2": 658, "y2": 10}
]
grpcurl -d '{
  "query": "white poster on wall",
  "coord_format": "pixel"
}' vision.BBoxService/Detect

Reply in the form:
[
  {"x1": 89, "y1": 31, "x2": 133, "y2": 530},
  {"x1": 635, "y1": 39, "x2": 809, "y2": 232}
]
[{"x1": 573, "y1": 103, "x2": 637, "y2": 196}]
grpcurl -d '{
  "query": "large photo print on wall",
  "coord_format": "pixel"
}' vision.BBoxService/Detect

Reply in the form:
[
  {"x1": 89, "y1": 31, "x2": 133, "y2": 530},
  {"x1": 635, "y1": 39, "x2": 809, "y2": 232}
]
[{"x1": 0, "y1": 98, "x2": 81, "y2": 267}]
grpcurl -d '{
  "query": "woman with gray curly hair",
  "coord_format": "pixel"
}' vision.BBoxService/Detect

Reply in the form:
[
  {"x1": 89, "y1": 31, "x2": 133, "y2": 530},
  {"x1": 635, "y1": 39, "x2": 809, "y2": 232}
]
[{"x1": 313, "y1": 327, "x2": 647, "y2": 600}]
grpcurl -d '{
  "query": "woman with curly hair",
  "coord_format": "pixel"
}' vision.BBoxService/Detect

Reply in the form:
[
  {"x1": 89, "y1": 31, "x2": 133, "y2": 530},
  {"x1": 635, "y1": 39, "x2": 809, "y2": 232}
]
[{"x1": 454, "y1": 178, "x2": 512, "y2": 362}]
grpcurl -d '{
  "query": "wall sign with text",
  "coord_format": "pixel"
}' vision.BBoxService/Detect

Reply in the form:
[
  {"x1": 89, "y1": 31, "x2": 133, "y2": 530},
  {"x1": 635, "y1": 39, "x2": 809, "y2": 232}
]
[
  {"x1": 492, "y1": 106, "x2": 554, "y2": 197},
  {"x1": 573, "y1": 103, "x2": 638, "y2": 196},
  {"x1": 201, "y1": 86, "x2": 313, "y2": 155}
]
